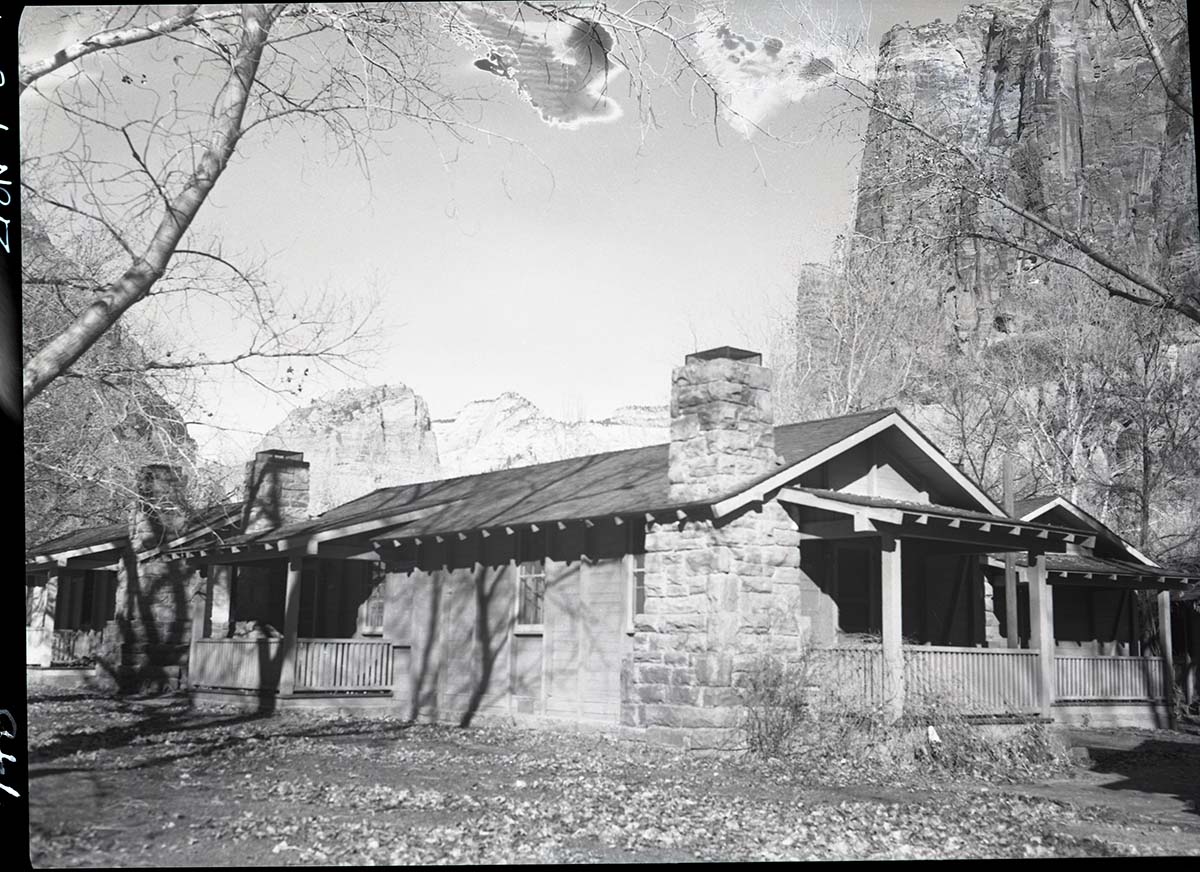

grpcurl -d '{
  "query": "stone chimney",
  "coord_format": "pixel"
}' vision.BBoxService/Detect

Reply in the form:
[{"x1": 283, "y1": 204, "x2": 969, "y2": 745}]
[
  {"x1": 627, "y1": 348, "x2": 804, "y2": 750},
  {"x1": 109, "y1": 463, "x2": 192, "y2": 692},
  {"x1": 668, "y1": 346, "x2": 780, "y2": 502},
  {"x1": 131, "y1": 463, "x2": 188, "y2": 550},
  {"x1": 242, "y1": 449, "x2": 310, "y2": 535}
]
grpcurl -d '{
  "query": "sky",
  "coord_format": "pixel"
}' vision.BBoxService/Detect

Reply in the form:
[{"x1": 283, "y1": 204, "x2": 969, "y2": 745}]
[{"x1": 20, "y1": 1, "x2": 969, "y2": 464}]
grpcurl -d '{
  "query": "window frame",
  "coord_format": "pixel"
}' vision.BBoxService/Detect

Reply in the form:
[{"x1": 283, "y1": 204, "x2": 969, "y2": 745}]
[
  {"x1": 626, "y1": 522, "x2": 646, "y2": 635},
  {"x1": 358, "y1": 561, "x2": 387, "y2": 637},
  {"x1": 514, "y1": 557, "x2": 546, "y2": 634}
]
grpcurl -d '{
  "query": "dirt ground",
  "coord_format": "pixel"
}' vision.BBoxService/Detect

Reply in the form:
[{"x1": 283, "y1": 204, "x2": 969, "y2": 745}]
[{"x1": 25, "y1": 690, "x2": 1200, "y2": 864}]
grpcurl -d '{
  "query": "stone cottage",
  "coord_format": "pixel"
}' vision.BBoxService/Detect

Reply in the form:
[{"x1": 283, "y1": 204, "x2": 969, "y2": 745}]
[{"x1": 28, "y1": 347, "x2": 1197, "y2": 741}]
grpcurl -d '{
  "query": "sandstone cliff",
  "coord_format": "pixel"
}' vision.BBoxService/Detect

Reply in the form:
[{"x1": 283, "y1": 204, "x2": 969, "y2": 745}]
[
  {"x1": 854, "y1": 0, "x2": 1196, "y2": 337},
  {"x1": 256, "y1": 385, "x2": 441, "y2": 514},
  {"x1": 433, "y1": 393, "x2": 667, "y2": 479},
  {"x1": 23, "y1": 213, "x2": 197, "y2": 548},
  {"x1": 258, "y1": 386, "x2": 667, "y2": 515}
]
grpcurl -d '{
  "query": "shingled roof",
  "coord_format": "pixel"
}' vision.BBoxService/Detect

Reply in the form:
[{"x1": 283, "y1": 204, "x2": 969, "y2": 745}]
[
  {"x1": 199, "y1": 408, "x2": 899, "y2": 551},
  {"x1": 28, "y1": 522, "x2": 130, "y2": 559},
  {"x1": 27, "y1": 500, "x2": 244, "y2": 563},
  {"x1": 1017, "y1": 553, "x2": 1197, "y2": 587}
]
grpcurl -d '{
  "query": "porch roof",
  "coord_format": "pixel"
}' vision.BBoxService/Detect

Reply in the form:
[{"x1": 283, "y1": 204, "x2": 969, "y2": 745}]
[
  {"x1": 778, "y1": 487, "x2": 1093, "y2": 553},
  {"x1": 26, "y1": 522, "x2": 129, "y2": 569},
  {"x1": 26, "y1": 500, "x2": 243, "y2": 568},
  {"x1": 1029, "y1": 554, "x2": 1194, "y2": 589}
]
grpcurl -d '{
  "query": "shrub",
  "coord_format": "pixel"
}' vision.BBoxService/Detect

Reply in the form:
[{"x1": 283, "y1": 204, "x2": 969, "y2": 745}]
[{"x1": 738, "y1": 649, "x2": 1072, "y2": 783}]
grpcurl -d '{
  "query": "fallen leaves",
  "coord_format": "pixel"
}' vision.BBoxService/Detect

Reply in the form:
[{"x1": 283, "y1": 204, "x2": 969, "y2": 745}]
[{"x1": 24, "y1": 690, "x2": 1198, "y2": 865}]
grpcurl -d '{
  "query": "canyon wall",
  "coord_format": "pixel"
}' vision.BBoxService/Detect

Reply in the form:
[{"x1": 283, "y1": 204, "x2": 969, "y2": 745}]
[{"x1": 853, "y1": 0, "x2": 1195, "y2": 337}]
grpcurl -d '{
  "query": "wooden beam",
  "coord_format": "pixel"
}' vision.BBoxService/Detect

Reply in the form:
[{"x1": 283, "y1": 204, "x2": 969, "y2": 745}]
[
  {"x1": 1028, "y1": 552, "x2": 1055, "y2": 718},
  {"x1": 613, "y1": 516, "x2": 624, "y2": 526},
  {"x1": 896, "y1": 524, "x2": 1072, "y2": 554},
  {"x1": 1159, "y1": 590, "x2": 1176, "y2": 728},
  {"x1": 880, "y1": 534, "x2": 904, "y2": 724},
  {"x1": 316, "y1": 544, "x2": 385, "y2": 561},
  {"x1": 278, "y1": 557, "x2": 303, "y2": 697},
  {"x1": 852, "y1": 512, "x2": 878, "y2": 533}
]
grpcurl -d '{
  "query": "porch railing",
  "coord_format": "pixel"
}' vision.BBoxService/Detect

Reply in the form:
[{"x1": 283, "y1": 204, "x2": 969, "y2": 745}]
[
  {"x1": 51, "y1": 629, "x2": 104, "y2": 664},
  {"x1": 293, "y1": 639, "x2": 393, "y2": 693},
  {"x1": 189, "y1": 637, "x2": 393, "y2": 694},
  {"x1": 1055, "y1": 654, "x2": 1166, "y2": 702},
  {"x1": 904, "y1": 645, "x2": 1039, "y2": 715},
  {"x1": 816, "y1": 646, "x2": 884, "y2": 708},
  {"x1": 190, "y1": 639, "x2": 284, "y2": 692}
]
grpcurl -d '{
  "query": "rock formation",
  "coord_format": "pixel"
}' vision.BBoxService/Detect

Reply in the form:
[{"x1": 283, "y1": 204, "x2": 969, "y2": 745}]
[
  {"x1": 854, "y1": 0, "x2": 1196, "y2": 338},
  {"x1": 432, "y1": 393, "x2": 668, "y2": 480},
  {"x1": 258, "y1": 387, "x2": 668, "y2": 515},
  {"x1": 257, "y1": 385, "x2": 441, "y2": 515},
  {"x1": 23, "y1": 213, "x2": 197, "y2": 549}
]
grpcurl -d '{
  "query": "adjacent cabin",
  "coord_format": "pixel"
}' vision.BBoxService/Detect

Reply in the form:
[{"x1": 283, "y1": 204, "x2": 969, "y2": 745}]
[
  {"x1": 25, "y1": 465, "x2": 241, "y2": 690},
  {"x1": 27, "y1": 347, "x2": 1199, "y2": 743}
]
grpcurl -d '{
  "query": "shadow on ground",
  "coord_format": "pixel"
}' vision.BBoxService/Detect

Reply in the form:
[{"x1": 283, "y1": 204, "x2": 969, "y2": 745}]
[
  {"x1": 1069, "y1": 729, "x2": 1200, "y2": 817},
  {"x1": 28, "y1": 690, "x2": 413, "y2": 776}
]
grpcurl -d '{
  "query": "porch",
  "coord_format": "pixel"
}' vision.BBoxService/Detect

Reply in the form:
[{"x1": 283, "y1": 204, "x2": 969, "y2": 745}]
[
  {"x1": 780, "y1": 487, "x2": 1184, "y2": 727},
  {"x1": 188, "y1": 555, "x2": 399, "y2": 703},
  {"x1": 190, "y1": 637, "x2": 394, "y2": 695},
  {"x1": 26, "y1": 567, "x2": 117, "y2": 668}
]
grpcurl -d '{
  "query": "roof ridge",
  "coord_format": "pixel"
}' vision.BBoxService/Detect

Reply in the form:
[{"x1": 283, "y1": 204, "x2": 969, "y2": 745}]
[{"x1": 323, "y1": 407, "x2": 899, "y2": 514}]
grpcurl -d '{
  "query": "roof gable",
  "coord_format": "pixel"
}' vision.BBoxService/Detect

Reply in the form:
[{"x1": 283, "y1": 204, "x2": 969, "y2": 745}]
[
  {"x1": 1017, "y1": 495, "x2": 1160, "y2": 568},
  {"x1": 713, "y1": 410, "x2": 1004, "y2": 519}
]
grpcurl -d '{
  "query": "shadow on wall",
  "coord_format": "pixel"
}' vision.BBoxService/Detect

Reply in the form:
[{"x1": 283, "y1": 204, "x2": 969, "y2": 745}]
[
  {"x1": 402, "y1": 509, "x2": 622, "y2": 729},
  {"x1": 94, "y1": 548, "x2": 198, "y2": 698}
]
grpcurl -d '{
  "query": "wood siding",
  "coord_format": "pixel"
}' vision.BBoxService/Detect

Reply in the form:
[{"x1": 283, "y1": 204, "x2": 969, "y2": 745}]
[{"x1": 391, "y1": 525, "x2": 632, "y2": 725}]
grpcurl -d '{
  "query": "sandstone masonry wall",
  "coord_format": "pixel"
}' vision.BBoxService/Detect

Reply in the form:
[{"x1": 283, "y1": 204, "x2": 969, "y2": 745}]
[{"x1": 626, "y1": 356, "x2": 807, "y2": 750}]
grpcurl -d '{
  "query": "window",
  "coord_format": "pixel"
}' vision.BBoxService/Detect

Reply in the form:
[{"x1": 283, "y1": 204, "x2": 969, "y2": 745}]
[
  {"x1": 517, "y1": 560, "x2": 545, "y2": 627},
  {"x1": 626, "y1": 552, "x2": 647, "y2": 633},
  {"x1": 361, "y1": 562, "x2": 387, "y2": 635}
]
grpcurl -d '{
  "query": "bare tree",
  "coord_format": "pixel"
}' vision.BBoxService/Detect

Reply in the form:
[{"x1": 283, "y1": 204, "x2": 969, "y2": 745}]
[
  {"x1": 19, "y1": 3, "x2": 472, "y2": 406},
  {"x1": 774, "y1": 243, "x2": 946, "y2": 421},
  {"x1": 20, "y1": 1, "x2": 779, "y2": 408}
]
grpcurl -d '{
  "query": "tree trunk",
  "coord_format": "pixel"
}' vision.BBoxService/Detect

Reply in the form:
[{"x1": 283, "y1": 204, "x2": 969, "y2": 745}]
[{"x1": 22, "y1": 5, "x2": 279, "y2": 407}]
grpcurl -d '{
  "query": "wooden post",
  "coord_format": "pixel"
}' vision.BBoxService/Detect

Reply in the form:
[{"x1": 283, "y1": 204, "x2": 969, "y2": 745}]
[
  {"x1": 187, "y1": 571, "x2": 210, "y2": 690},
  {"x1": 1003, "y1": 456, "x2": 1020, "y2": 648},
  {"x1": 1158, "y1": 590, "x2": 1176, "y2": 728},
  {"x1": 1028, "y1": 553, "x2": 1055, "y2": 718},
  {"x1": 210, "y1": 565, "x2": 232, "y2": 638},
  {"x1": 278, "y1": 558, "x2": 304, "y2": 696},
  {"x1": 38, "y1": 566, "x2": 61, "y2": 667},
  {"x1": 880, "y1": 535, "x2": 904, "y2": 723},
  {"x1": 1184, "y1": 605, "x2": 1195, "y2": 707}
]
